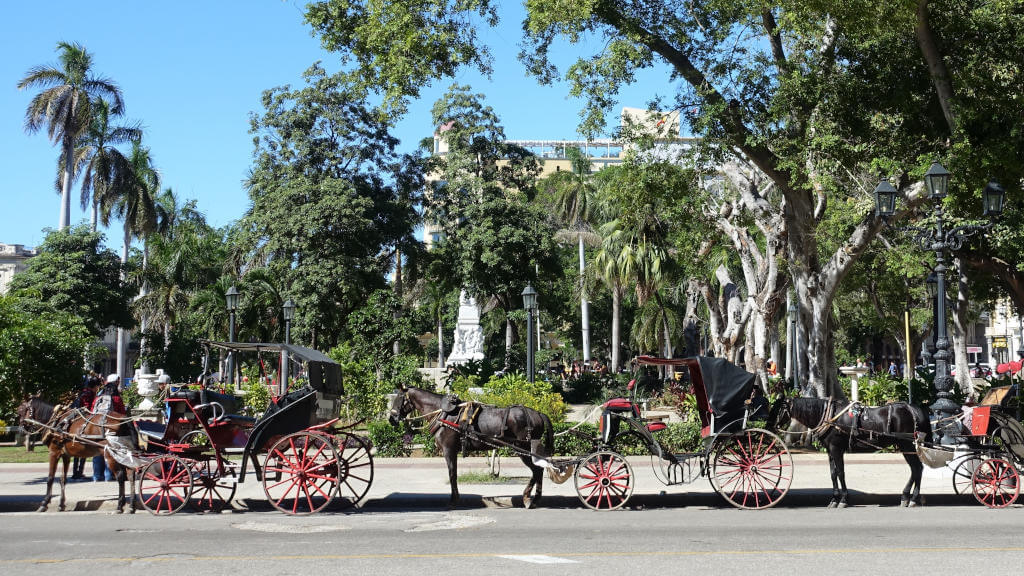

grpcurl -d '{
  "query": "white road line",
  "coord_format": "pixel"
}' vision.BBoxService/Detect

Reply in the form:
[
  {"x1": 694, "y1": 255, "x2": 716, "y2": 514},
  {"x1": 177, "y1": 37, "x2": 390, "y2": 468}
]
[{"x1": 498, "y1": 555, "x2": 579, "y2": 564}]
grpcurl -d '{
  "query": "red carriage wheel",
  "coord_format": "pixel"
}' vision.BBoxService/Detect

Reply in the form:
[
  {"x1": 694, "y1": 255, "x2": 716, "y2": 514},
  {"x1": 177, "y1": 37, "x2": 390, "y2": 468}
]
[
  {"x1": 262, "y1": 432, "x2": 340, "y2": 515},
  {"x1": 574, "y1": 451, "x2": 634, "y2": 511},
  {"x1": 951, "y1": 454, "x2": 984, "y2": 496},
  {"x1": 711, "y1": 428, "x2": 793, "y2": 510},
  {"x1": 334, "y1": 433, "x2": 374, "y2": 508},
  {"x1": 971, "y1": 458, "x2": 1020, "y2": 508},
  {"x1": 189, "y1": 458, "x2": 237, "y2": 513},
  {"x1": 138, "y1": 455, "x2": 193, "y2": 515}
]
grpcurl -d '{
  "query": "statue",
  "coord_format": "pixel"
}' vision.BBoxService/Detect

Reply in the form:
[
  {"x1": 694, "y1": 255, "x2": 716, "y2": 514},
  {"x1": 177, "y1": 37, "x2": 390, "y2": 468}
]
[{"x1": 448, "y1": 290, "x2": 485, "y2": 365}]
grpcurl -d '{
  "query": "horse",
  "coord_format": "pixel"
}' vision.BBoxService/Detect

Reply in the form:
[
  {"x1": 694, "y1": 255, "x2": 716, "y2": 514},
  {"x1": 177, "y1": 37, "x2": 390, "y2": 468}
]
[
  {"x1": 17, "y1": 397, "x2": 136, "y2": 513},
  {"x1": 388, "y1": 385, "x2": 554, "y2": 509},
  {"x1": 770, "y1": 397, "x2": 932, "y2": 508}
]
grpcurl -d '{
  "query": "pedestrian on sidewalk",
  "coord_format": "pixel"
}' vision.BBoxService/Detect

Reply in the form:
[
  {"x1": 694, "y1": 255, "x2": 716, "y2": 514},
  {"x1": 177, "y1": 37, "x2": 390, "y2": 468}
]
[
  {"x1": 71, "y1": 375, "x2": 101, "y2": 480},
  {"x1": 90, "y1": 374, "x2": 125, "y2": 482}
]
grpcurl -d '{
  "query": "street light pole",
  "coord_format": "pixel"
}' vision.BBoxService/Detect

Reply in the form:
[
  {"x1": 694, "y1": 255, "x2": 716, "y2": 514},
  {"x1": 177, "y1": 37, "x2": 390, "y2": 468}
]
[
  {"x1": 522, "y1": 284, "x2": 538, "y2": 383},
  {"x1": 225, "y1": 285, "x2": 240, "y2": 387},
  {"x1": 281, "y1": 298, "x2": 295, "y2": 396},
  {"x1": 874, "y1": 164, "x2": 1004, "y2": 444}
]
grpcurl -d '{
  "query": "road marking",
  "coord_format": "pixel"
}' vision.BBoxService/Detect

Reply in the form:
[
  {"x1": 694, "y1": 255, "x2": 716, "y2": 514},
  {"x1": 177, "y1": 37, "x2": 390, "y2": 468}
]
[
  {"x1": 232, "y1": 521, "x2": 350, "y2": 533},
  {"x1": 404, "y1": 513, "x2": 495, "y2": 532},
  {"x1": 10, "y1": 547, "x2": 1024, "y2": 565},
  {"x1": 499, "y1": 555, "x2": 578, "y2": 564}
]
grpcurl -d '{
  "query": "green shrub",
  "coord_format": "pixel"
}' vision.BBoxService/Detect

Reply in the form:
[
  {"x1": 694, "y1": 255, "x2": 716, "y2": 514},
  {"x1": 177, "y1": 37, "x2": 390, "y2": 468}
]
[
  {"x1": 366, "y1": 420, "x2": 411, "y2": 457},
  {"x1": 413, "y1": 431, "x2": 438, "y2": 457},
  {"x1": 550, "y1": 420, "x2": 703, "y2": 457},
  {"x1": 471, "y1": 373, "x2": 568, "y2": 423},
  {"x1": 242, "y1": 376, "x2": 271, "y2": 416}
]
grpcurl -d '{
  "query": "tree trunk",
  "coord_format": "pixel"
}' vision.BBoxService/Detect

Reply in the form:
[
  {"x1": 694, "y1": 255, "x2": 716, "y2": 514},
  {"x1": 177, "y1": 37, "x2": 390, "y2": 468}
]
[
  {"x1": 117, "y1": 225, "x2": 130, "y2": 380},
  {"x1": 59, "y1": 138, "x2": 73, "y2": 230},
  {"x1": 437, "y1": 315, "x2": 446, "y2": 369},
  {"x1": 140, "y1": 241, "x2": 150, "y2": 373},
  {"x1": 393, "y1": 250, "x2": 402, "y2": 356},
  {"x1": 610, "y1": 285, "x2": 621, "y2": 373},
  {"x1": 952, "y1": 259, "x2": 973, "y2": 398},
  {"x1": 579, "y1": 235, "x2": 591, "y2": 364},
  {"x1": 505, "y1": 315, "x2": 514, "y2": 369}
]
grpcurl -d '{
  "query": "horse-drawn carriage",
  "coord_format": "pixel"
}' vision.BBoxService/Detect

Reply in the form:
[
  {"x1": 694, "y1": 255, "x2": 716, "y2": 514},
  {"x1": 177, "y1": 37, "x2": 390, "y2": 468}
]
[
  {"x1": 131, "y1": 340, "x2": 374, "y2": 515},
  {"x1": 566, "y1": 355, "x2": 792, "y2": 510}
]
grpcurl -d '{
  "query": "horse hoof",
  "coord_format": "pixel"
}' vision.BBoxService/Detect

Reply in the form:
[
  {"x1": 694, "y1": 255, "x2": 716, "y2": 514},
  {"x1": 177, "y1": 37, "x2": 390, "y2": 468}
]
[
  {"x1": 837, "y1": 502, "x2": 848, "y2": 509},
  {"x1": 826, "y1": 501, "x2": 837, "y2": 509},
  {"x1": 58, "y1": 505, "x2": 66, "y2": 512},
  {"x1": 523, "y1": 497, "x2": 534, "y2": 510},
  {"x1": 115, "y1": 509, "x2": 124, "y2": 515},
  {"x1": 36, "y1": 506, "x2": 47, "y2": 513},
  {"x1": 908, "y1": 500, "x2": 919, "y2": 508}
]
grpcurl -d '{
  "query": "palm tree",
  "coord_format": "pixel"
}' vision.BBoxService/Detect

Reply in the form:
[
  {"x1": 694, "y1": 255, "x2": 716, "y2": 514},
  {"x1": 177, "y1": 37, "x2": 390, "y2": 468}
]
[
  {"x1": 100, "y1": 139, "x2": 158, "y2": 377},
  {"x1": 18, "y1": 41, "x2": 124, "y2": 230},
  {"x1": 73, "y1": 98, "x2": 141, "y2": 230},
  {"x1": 545, "y1": 147, "x2": 600, "y2": 364}
]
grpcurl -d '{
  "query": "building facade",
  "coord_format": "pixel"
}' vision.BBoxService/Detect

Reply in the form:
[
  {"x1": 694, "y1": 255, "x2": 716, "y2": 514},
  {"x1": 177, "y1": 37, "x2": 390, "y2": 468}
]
[{"x1": 0, "y1": 243, "x2": 38, "y2": 294}]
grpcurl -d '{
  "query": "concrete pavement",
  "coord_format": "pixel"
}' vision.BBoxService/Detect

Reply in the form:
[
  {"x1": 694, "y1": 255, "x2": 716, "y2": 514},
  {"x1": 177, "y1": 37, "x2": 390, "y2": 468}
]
[{"x1": 0, "y1": 451, "x2": 985, "y2": 514}]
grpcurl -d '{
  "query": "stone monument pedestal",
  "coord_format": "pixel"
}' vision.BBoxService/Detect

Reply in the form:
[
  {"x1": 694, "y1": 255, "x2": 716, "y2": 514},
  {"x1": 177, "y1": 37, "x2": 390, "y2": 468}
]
[{"x1": 447, "y1": 290, "x2": 485, "y2": 365}]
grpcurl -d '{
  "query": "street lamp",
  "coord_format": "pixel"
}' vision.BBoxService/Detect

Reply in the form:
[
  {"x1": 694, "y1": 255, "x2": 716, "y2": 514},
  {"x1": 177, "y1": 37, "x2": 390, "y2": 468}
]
[
  {"x1": 281, "y1": 298, "x2": 296, "y2": 396},
  {"x1": 874, "y1": 163, "x2": 1004, "y2": 444},
  {"x1": 522, "y1": 284, "x2": 538, "y2": 383},
  {"x1": 225, "y1": 285, "x2": 240, "y2": 386}
]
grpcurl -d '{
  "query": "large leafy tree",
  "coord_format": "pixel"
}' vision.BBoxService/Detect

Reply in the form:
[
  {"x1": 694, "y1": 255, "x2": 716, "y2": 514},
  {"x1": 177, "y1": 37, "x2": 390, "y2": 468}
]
[
  {"x1": 0, "y1": 295, "x2": 92, "y2": 414},
  {"x1": 242, "y1": 63, "x2": 420, "y2": 349},
  {"x1": 426, "y1": 85, "x2": 558, "y2": 359},
  {"x1": 305, "y1": 0, "x2": 1024, "y2": 397},
  {"x1": 8, "y1": 225, "x2": 134, "y2": 337},
  {"x1": 18, "y1": 41, "x2": 124, "y2": 230}
]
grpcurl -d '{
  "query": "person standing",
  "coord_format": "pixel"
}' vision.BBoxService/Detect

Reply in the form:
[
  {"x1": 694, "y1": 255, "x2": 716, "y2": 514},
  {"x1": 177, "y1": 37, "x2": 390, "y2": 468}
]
[
  {"x1": 90, "y1": 374, "x2": 125, "y2": 482},
  {"x1": 70, "y1": 376, "x2": 101, "y2": 479}
]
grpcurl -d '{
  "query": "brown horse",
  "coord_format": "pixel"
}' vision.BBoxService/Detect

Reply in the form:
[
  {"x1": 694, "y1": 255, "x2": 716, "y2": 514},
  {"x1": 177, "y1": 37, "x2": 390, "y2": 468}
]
[
  {"x1": 388, "y1": 385, "x2": 554, "y2": 508},
  {"x1": 17, "y1": 397, "x2": 136, "y2": 513}
]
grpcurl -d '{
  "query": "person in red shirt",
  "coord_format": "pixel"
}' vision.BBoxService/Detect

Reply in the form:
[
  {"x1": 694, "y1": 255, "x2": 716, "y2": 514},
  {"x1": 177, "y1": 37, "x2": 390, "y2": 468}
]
[{"x1": 92, "y1": 373, "x2": 127, "y2": 415}]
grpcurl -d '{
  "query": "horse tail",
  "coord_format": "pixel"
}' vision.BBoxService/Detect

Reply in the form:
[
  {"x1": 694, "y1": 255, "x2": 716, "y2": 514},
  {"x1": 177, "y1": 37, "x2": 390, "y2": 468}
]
[
  {"x1": 909, "y1": 404, "x2": 933, "y2": 444},
  {"x1": 542, "y1": 412, "x2": 555, "y2": 458}
]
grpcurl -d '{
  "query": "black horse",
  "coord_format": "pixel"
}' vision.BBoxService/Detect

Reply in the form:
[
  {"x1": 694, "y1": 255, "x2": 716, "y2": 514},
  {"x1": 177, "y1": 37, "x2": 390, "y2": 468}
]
[
  {"x1": 771, "y1": 397, "x2": 932, "y2": 508},
  {"x1": 388, "y1": 385, "x2": 554, "y2": 508}
]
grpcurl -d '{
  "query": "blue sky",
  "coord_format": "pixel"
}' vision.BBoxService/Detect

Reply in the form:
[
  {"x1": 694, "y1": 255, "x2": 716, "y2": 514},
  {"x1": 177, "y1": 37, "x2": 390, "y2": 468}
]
[{"x1": 1, "y1": 1, "x2": 670, "y2": 249}]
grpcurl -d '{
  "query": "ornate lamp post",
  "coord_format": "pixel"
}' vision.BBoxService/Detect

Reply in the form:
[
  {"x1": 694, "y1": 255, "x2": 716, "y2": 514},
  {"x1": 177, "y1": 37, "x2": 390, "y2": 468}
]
[
  {"x1": 875, "y1": 163, "x2": 1005, "y2": 444},
  {"x1": 522, "y1": 284, "x2": 538, "y2": 383},
  {"x1": 281, "y1": 298, "x2": 295, "y2": 396},
  {"x1": 225, "y1": 285, "x2": 240, "y2": 386}
]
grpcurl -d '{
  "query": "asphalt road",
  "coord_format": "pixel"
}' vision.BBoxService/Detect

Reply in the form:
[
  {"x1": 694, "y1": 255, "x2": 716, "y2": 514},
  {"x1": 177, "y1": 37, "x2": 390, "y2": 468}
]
[{"x1": 2, "y1": 504, "x2": 1024, "y2": 576}]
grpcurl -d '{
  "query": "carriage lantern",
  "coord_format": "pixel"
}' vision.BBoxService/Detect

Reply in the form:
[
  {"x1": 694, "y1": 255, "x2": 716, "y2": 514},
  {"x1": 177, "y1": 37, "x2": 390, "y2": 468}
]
[
  {"x1": 873, "y1": 161, "x2": 1004, "y2": 444},
  {"x1": 522, "y1": 284, "x2": 538, "y2": 383}
]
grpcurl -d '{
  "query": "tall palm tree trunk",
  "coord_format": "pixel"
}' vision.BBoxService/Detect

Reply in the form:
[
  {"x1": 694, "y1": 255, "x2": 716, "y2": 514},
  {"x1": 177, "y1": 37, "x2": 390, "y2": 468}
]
[
  {"x1": 436, "y1": 315, "x2": 446, "y2": 369},
  {"x1": 579, "y1": 235, "x2": 591, "y2": 364},
  {"x1": 611, "y1": 284, "x2": 621, "y2": 373},
  {"x1": 59, "y1": 138, "x2": 74, "y2": 230},
  {"x1": 117, "y1": 225, "x2": 130, "y2": 379}
]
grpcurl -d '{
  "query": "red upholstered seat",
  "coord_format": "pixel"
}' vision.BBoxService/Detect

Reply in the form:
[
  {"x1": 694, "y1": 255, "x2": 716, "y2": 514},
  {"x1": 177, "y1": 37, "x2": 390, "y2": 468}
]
[
  {"x1": 646, "y1": 422, "x2": 667, "y2": 432},
  {"x1": 602, "y1": 398, "x2": 640, "y2": 417}
]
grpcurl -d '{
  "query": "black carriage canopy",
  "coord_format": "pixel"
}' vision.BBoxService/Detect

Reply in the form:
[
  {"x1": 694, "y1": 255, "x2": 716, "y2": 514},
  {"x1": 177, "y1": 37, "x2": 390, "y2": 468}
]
[
  {"x1": 201, "y1": 340, "x2": 343, "y2": 396},
  {"x1": 637, "y1": 355, "x2": 755, "y2": 418}
]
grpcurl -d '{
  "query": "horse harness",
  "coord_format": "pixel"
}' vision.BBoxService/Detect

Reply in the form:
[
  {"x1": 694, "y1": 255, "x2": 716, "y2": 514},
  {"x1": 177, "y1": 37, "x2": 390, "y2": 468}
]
[
  {"x1": 435, "y1": 394, "x2": 534, "y2": 457},
  {"x1": 811, "y1": 399, "x2": 921, "y2": 450}
]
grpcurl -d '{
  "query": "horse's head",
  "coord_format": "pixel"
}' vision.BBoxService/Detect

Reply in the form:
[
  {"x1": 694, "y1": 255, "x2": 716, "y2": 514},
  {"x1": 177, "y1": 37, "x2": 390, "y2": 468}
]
[
  {"x1": 766, "y1": 396, "x2": 792, "y2": 432},
  {"x1": 388, "y1": 386, "x2": 411, "y2": 427},
  {"x1": 16, "y1": 397, "x2": 52, "y2": 434}
]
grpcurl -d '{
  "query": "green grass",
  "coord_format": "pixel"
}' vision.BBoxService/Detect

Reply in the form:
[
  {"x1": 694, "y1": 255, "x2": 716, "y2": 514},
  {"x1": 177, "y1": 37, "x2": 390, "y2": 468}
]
[
  {"x1": 457, "y1": 471, "x2": 527, "y2": 484},
  {"x1": 0, "y1": 445, "x2": 53, "y2": 464}
]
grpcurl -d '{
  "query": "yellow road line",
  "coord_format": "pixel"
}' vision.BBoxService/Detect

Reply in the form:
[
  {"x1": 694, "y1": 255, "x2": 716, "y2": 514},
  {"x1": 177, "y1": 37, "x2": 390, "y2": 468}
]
[{"x1": 9, "y1": 547, "x2": 1024, "y2": 565}]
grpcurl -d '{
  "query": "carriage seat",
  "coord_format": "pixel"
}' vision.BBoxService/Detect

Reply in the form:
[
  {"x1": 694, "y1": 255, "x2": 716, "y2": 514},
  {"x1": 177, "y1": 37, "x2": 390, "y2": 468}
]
[
  {"x1": 209, "y1": 412, "x2": 257, "y2": 428},
  {"x1": 602, "y1": 398, "x2": 640, "y2": 417},
  {"x1": 646, "y1": 421, "x2": 668, "y2": 433},
  {"x1": 136, "y1": 419, "x2": 166, "y2": 441}
]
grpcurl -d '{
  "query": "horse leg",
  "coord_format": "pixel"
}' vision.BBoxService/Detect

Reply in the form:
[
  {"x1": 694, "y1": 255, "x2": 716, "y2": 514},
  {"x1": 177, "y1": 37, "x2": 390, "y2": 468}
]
[
  {"x1": 114, "y1": 463, "x2": 125, "y2": 514},
  {"x1": 442, "y1": 443, "x2": 460, "y2": 508},
  {"x1": 833, "y1": 445, "x2": 849, "y2": 508},
  {"x1": 826, "y1": 446, "x2": 840, "y2": 508},
  {"x1": 38, "y1": 451, "x2": 58, "y2": 512},
  {"x1": 901, "y1": 445, "x2": 924, "y2": 507},
  {"x1": 518, "y1": 455, "x2": 543, "y2": 509},
  {"x1": 58, "y1": 453, "x2": 70, "y2": 511}
]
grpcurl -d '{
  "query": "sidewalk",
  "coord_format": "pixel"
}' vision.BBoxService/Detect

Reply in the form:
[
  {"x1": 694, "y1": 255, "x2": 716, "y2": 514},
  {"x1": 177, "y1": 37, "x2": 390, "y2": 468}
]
[{"x1": 0, "y1": 452, "x2": 972, "y2": 513}]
